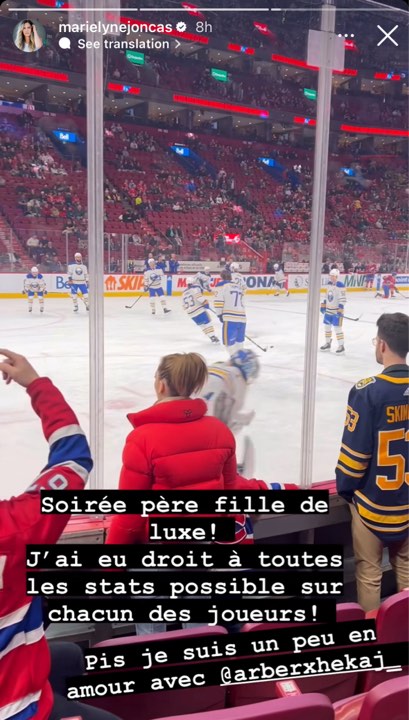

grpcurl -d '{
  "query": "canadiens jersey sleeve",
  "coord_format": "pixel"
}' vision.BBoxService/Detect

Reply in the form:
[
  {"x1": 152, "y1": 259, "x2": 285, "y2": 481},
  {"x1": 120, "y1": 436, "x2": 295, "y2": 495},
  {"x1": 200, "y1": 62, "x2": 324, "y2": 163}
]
[
  {"x1": 335, "y1": 382, "x2": 374, "y2": 502},
  {"x1": 4, "y1": 377, "x2": 93, "y2": 546}
]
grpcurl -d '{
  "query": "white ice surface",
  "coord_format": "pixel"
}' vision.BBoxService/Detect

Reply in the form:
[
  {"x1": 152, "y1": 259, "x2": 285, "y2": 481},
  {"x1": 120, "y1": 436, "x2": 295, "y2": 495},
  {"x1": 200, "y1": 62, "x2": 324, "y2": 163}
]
[{"x1": 1, "y1": 293, "x2": 407, "y2": 498}]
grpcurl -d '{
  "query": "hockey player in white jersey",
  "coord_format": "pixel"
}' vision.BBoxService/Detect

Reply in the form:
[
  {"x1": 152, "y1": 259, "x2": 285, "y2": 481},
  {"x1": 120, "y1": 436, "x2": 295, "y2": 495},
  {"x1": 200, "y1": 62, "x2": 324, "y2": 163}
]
[
  {"x1": 201, "y1": 348, "x2": 259, "y2": 476},
  {"x1": 320, "y1": 268, "x2": 346, "y2": 354},
  {"x1": 68, "y1": 252, "x2": 89, "y2": 312},
  {"x1": 214, "y1": 269, "x2": 246, "y2": 355},
  {"x1": 230, "y1": 262, "x2": 247, "y2": 293},
  {"x1": 144, "y1": 258, "x2": 171, "y2": 315},
  {"x1": 193, "y1": 266, "x2": 212, "y2": 293},
  {"x1": 201, "y1": 349, "x2": 259, "y2": 433},
  {"x1": 23, "y1": 267, "x2": 46, "y2": 313},
  {"x1": 273, "y1": 263, "x2": 289, "y2": 297},
  {"x1": 182, "y1": 277, "x2": 219, "y2": 343}
]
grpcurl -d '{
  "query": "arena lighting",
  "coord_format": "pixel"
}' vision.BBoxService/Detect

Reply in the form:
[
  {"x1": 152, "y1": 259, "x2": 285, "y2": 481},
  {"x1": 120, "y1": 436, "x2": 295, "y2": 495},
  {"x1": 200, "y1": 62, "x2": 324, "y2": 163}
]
[
  {"x1": 0, "y1": 63, "x2": 69, "y2": 83},
  {"x1": 340, "y1": 124, "x2": 409, "y2": 137},
  {"x1": 374, "y1": 72, "x2": 404, "y2": 81},
  {"x1": 294, "y1": 116, "x2": 317, "y2": 126},
  {"x1": 173, "y1": 94, "x2": 269, "y2": 118},
  {"x1": 118, "y1": 14, "x2": 209, "y2": 45},
  {"x1": 271, "y1": 54, "x2": 357, "y2": 77},
  {"x1": 227, "y1": 43, "x2": 255, "y2": 55},
  {"x1": 107, "y1": 82, "x2": 141, "y2": 95}
]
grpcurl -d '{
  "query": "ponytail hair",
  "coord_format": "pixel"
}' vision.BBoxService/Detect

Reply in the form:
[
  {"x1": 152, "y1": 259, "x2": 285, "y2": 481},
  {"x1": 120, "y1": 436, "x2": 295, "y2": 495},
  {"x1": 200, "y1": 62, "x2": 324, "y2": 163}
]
[{"x1": 157, "y1": 353, "x2": 208, "y2": 397}]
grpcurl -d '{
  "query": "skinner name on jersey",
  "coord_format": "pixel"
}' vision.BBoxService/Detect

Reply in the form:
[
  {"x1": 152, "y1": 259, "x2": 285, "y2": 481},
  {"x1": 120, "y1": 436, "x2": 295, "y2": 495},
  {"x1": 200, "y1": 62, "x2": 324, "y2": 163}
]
[{"x1": 386, "y1": 404, "x2": 409, "y2": 423}]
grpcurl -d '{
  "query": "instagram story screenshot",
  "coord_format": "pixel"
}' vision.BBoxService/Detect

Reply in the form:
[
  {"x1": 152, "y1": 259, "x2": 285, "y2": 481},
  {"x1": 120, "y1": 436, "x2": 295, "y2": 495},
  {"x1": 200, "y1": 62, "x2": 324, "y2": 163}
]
[{"x1": 0, "y1": 0, "x2": 408, "y2": 719}]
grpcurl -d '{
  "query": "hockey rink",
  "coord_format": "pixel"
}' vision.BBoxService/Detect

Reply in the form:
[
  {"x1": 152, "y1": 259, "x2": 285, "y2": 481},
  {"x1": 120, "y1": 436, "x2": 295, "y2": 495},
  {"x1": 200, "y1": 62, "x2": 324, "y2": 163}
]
[{"x1": 1, "y1": 292, "x2": 407, "y2": 498}]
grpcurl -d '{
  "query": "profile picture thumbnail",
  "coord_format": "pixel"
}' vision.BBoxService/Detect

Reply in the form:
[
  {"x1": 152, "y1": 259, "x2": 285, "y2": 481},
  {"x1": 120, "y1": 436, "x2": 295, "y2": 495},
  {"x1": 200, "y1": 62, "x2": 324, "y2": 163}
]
[{"x1": 13, "y1": 19, "x2": 45, "y2": 53}]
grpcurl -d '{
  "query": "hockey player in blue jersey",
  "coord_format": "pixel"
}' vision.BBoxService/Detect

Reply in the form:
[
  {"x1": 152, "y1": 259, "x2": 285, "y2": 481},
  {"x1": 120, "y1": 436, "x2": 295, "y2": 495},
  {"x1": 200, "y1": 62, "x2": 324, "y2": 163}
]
[
  {"x1": 68, "y1": 252, "x2": 89, "y2": 312},
  {"x1": 144, "y1": 258, "x2": 171, "y2": 315},
  {"x1": 214, "y1": 269, "x2": 247, "y2": 355},
  {"x1": 182, "y1": 277, "x2": 219, "y2": 343},
  {"x1": 320, "y1": 268, "x2": 346, "y2": 354},
  {"x1": 23, "y1": 267, "x2": 46, "y2": 313}
]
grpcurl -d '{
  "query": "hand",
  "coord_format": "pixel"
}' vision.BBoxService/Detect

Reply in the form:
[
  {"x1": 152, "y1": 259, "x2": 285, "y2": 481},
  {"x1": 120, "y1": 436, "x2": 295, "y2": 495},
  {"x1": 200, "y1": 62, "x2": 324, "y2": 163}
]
[
  {"x1": 0, "y1": 349, "x2": 40, "y2": 388},
  {"x1": 22, "y1": 290, "x2": 26, "y2": 295},
  {"x1": 217, "y1": 314, "x2": 223, "y2": 323},
  {"x1": 320, "y1": 304, "x2": 325, "y2": 315}
]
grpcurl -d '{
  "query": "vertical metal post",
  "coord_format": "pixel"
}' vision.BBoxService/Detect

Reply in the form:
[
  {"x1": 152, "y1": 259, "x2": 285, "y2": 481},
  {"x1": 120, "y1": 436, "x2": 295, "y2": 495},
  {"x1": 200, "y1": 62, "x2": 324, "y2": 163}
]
[
  {"x1": 300, "y1": 0, "x2": 336, "y2": 488},
  {"x1": 86, "y1": 4, "x2": 105, "y2": 490}
]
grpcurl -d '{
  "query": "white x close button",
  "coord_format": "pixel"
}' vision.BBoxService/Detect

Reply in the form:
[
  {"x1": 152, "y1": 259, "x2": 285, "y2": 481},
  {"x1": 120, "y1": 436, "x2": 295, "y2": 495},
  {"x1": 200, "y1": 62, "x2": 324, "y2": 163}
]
[{"x1": 377, "y1": 25, "x2": 399, "y2": 46}]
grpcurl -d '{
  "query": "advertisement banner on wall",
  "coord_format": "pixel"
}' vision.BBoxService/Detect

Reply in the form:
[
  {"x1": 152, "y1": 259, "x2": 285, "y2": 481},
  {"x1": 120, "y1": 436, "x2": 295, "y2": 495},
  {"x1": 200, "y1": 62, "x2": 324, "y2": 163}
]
[{"x1": 0, "y1": 273, "x2": 408, "y2": 298}]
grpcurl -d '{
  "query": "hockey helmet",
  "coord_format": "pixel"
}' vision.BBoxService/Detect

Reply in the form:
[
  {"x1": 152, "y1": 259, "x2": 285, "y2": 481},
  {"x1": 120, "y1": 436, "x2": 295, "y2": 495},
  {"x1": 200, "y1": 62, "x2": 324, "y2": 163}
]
[
  {"x1": 230, "y1": 262, "x2": 239, "y2": 272},
  {"x1": 231, "y1": 349, "x2": 260, "y2": 383},
  {"x1": 204, "y1": 266, "x2": 210, "y2": 273},
  {"x1": 329, "y1": 268, "x2": 340, "y2": 278},
  {"x1": 148, "y1": 258, "x2": 156, "y2": 266},
  {"x1": 187, "y1": 276, "x2": 195, "y2": 285},
  {"x1": 274, "y1": 263, "x2": 279, "y2": 271},
  {"x1": 31, "y1": 266, "x2": 39, "y2": 274},
  {"x1": 74, "y1": 252, "x2": 82, "y2": 261}
]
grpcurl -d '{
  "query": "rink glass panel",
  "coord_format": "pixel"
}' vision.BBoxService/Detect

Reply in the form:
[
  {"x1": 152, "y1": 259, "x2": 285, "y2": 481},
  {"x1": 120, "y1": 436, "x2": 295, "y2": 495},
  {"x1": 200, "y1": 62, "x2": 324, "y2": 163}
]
[{"x1": 0, "y1": 0, "x2": 408, "y2": 497}]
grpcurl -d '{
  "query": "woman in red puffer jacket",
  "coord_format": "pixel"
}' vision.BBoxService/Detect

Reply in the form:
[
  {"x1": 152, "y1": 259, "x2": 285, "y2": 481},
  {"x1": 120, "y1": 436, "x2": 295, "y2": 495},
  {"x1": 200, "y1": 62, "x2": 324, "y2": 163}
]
[{"x1": 106, "y1": 352, "x2": 281, "y2": 546}]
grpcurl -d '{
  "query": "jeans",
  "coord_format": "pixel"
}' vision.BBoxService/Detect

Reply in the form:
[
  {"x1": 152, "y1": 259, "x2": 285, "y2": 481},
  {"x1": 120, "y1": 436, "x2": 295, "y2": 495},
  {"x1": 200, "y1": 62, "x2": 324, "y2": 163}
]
[{"x1": 48, "y1": 641, "x2": 122, "y2": 720}]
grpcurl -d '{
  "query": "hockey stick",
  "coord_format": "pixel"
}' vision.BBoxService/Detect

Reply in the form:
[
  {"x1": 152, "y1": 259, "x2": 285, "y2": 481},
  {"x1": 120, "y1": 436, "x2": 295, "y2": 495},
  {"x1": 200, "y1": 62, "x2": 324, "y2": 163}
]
[
  {"x1": 208, "y1": 306, "x2": 273, "y2": 352},
  {"x1": 245, "y1": 334, "x2": 274, "y2": 353},
  {"x1": 125, "y1": 281, "x2": 155, "y2": 309},
  {"x1": 125, "y1": 295, "x2": 143, "y2": 310},
  {"x1": 344, "y1": 316, "x2": 361, "y2": 321},
  {"x1": 395, "y1": 288, "x2": 409, "y2": 300}
]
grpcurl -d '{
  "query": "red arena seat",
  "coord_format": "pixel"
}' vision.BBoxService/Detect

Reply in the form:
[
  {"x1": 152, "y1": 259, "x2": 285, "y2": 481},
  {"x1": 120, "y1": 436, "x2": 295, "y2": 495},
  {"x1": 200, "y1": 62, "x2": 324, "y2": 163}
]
[
  {"x1": 86, "y1": 627, "x2": 228, "y2": 720},
  {"x1": 229, "y1": 603, "x2": 365, "y2": 706},
  {"x1": 333, "y1": 676, "x2": 409, "y2": 720},
  {"x1": 156, "y1": 694, "x2": 334, "y2": 720}
]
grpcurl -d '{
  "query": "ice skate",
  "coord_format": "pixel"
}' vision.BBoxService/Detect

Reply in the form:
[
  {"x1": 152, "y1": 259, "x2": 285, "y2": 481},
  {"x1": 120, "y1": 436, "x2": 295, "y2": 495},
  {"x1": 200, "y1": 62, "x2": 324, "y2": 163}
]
[
  {"x1": 320, "y1": 341, "x2": 332, "y2": 351},
  {"x1": 336, "y1": 345, "x2": 345, "y2": 354}
]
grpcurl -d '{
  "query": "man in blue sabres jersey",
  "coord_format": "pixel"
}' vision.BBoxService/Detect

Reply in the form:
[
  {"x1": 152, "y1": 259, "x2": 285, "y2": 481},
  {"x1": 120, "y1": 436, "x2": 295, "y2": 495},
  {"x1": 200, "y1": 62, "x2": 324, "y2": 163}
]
[
  {"x1": 336, "y1": 312, "x2": 409, "y2": 611},
  {"x1": 168, "y1": 254, "x2": 180, "y2": 274}
]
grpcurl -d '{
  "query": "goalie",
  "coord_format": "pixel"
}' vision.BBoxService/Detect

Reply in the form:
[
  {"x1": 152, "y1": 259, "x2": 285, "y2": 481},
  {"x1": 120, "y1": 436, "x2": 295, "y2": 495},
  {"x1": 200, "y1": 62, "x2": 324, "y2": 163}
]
[{"x1": 200, "y1": 349, "x2": 259, "y2": 476}]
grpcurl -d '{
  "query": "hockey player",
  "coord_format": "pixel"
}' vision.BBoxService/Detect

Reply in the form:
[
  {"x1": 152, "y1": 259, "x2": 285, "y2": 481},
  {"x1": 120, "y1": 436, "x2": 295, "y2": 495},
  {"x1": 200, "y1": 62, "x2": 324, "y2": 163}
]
[
  {"x1": 273, "y1": 263, "x2": 289, "y2": 297},
  {"x1": 320, "y1": 268, "x2": 346, "y2": 354},
  {"x1": 68, "y1": 252, "x2": 89, "y2": 312},
  {"x1": 201, "y1": 348, "x2": 259, "y2": 476},
  {"x1": 365, "y1": 264, "x2": 377, "y2": 290},
  {"x1": 214, "y1": 269, "x2": 246, "y2": 355},
  {"x1": 194, "y1": 266, "x2": 212, "y2": 293},
  {"x1": 23, "y1": 266, "x2": 46, "y2": 313},
  {"x1": 230, "y1": 262, "x2": 247, "y2": 293},
  {"x1": 182, "y1": 277, "x2": 219, "y2": 343},
  {"x1": 376, "y1": 273, "x2": 396, "y2": 299},
  {"x1": 201, "y1": 349, "x2": 259, "y2": 434},
  {"x1": 0, "y1": 348, "x2": 93, "y2": 720},
  {"x1": 144, "y1": 258, "x2": 171, "y2": 315}
]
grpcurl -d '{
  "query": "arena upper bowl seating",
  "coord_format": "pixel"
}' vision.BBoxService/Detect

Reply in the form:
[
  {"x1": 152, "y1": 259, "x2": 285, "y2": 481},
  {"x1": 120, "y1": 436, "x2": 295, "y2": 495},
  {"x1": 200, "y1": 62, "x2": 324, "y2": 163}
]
[{"x1": 0, "y1": 114, "x2": 407, "y2": 270}]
